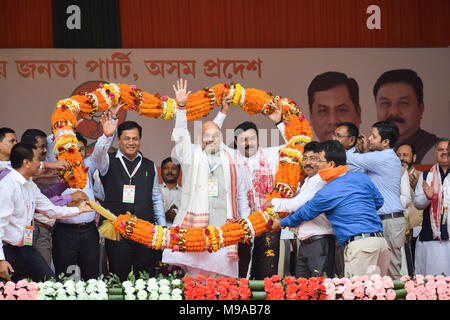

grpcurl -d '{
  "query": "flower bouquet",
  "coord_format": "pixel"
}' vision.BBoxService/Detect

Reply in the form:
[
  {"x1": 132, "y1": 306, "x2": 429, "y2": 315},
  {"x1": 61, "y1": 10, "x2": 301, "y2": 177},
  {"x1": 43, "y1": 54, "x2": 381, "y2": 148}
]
[{"x1": 0, "y1": 280, "x2": 39, "y2": 300}]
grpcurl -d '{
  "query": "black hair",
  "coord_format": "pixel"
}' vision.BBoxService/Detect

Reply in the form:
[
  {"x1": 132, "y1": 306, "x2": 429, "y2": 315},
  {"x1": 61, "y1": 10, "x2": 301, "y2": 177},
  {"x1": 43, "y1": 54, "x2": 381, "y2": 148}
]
[
  {"x1": 307, "y1": 71, "x2": 360, "y2": 112},
  {"x1": 303, "y1": 141, "x2": 321, "y2": 154},
  {"x1": 317, "y1": 140, "x2": 347, "y2": 166},
  {"x1": 118, "y1": 121, "x2": 142, "y2": 138},
  {"x1": 435, "y1": 137, "x2": 449, "y2": 148},
  {"x1": 234, "y1": 121, "x2": 259, "y2": 138},
  {"x1": 395, "y1": 142, "x2": 416, "y2": 156},
  {"x1": 373, "y1": 69, "x2": 424, "y2": 105},
  {"x1": 161, "y1": 157, "x2": 181, "y2": 170},
  {"x1": 75, "y1": 132, "x2": 88, "y2": 147},
  {"x1": 0, "y1": 127, "x2": 15, "y2": 142},
  {"x1": 373, "y1": 121, "x2": 399, "y2": 148},
  {"x1": 336, "y1": 121, "x2": 359, "y2": 148},
  {"x1": 10, "y1": 142, "x2": 36, "y2": 169},
  {"x1": 21, "y1": 129, "x2": 47, "y2": 145},
  {"x1": 233, "y1": 121, "x2": 259, "y2": 149}
]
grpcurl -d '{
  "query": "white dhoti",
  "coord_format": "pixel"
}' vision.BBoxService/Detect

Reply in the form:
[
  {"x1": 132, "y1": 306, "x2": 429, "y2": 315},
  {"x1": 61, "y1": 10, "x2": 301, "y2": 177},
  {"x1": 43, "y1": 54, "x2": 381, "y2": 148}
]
[
  {"x1": 415, "y1": 240, "x2": 450, "y2": 276},
  {"x1": 162, "y1": 248, "x2": 238, "y2": 278}
]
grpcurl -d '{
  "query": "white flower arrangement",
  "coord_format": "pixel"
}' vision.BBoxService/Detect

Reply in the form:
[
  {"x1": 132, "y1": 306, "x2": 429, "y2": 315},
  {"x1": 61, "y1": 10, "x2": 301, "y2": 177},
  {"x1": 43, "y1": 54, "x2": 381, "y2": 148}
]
[
  {"x1": 115, "y1": 272, "x2": 185, "y2": 300},
  {"x1": 37, "y1": 278, "x2": 109, "y2": 300}
]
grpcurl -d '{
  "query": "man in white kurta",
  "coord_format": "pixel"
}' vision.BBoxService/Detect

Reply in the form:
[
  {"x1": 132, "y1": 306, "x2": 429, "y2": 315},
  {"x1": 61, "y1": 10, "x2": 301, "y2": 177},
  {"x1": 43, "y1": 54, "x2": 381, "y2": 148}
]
[
  {"x1": 162, "y1": 80, "x2": 250, "y2": 278},
  {"x1": 211, "y1": 95, "x2": 291, "y2": 279},
  {"x1": 413, "y1": 138, "x2": 449, "y2": 276}
]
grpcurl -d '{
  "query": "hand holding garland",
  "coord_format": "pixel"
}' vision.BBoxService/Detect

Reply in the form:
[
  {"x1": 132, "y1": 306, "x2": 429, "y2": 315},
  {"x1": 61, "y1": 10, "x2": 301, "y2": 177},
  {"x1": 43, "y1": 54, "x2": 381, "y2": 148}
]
[{"x1": 220, "y1": 91, "x2": 233, "y2": 115}]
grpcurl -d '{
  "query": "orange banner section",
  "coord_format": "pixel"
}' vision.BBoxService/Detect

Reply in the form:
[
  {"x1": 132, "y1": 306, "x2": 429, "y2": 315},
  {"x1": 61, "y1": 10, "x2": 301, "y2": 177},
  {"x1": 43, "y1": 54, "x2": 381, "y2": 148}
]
[
  {"x1": 0, "y1": 0, "x2": 53, "y2": 48},
  {"x1": 119, "y1": 0, "x2": 450, "y2": 48}
]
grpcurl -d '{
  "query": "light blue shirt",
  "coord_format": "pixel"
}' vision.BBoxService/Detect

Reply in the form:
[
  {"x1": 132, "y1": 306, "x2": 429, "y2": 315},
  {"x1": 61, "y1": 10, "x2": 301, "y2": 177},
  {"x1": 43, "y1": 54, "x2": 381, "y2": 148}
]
[
  {"x1": 346, "y1": 147, "x2": 365, "y2": 173},
  {"x1": 346, "y1": 148, "x2": 403, "y2": 215}
]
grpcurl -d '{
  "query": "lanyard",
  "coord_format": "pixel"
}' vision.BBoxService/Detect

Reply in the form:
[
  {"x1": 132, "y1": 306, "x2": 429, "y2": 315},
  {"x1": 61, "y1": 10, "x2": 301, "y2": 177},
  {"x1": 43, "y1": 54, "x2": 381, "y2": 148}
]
[
  {"x1": 119, "y1": 155, "x2": 142, "y2": 184},
  {"x1": 20, "y1": 182, "x2": 34, "y2": 226}
]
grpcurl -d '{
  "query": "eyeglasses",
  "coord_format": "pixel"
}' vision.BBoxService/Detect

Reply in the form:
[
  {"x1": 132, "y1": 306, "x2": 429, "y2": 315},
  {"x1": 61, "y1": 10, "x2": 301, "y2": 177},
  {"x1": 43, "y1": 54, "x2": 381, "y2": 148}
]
[
  {"x1": 303, "y1": 156, "x2": 319, "y2": 162},
  {"x1": 332, "y1": 133, "x2": 350, "y2": 139}
]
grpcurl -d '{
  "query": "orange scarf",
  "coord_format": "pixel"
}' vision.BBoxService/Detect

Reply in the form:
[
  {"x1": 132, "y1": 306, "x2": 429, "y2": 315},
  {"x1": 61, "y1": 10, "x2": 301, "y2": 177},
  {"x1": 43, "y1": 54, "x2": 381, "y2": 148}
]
[{"x1": 318, "y1": 165, "x2": 348, "y2": 183}]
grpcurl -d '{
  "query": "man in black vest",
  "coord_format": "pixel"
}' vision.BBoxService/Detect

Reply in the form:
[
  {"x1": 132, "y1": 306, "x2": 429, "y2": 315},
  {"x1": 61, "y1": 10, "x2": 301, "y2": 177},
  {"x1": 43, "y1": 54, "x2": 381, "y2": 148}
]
[{"x1": 100, "y1": 121, "x2": 166, "y2": 281}]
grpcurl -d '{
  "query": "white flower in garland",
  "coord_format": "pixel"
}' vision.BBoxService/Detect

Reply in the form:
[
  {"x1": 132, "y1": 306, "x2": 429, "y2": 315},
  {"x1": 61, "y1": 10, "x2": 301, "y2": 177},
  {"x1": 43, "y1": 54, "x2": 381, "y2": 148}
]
[{"x1": 137, "y1": 290, "x2": 148, "y2": 300}]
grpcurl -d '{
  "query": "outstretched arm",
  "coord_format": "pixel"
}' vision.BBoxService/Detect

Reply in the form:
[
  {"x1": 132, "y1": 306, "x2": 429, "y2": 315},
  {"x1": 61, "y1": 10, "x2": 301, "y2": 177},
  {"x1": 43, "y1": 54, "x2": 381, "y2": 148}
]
[{"x1": 172, "y1": 79, "x2": 194, "y2": 161}]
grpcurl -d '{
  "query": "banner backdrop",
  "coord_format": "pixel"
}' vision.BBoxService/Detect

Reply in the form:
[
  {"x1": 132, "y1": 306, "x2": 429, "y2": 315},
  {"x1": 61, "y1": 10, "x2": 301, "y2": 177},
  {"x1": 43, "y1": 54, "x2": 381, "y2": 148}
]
[{"x1": 0, "y1": 48, "x2": 448, "y2": 165}]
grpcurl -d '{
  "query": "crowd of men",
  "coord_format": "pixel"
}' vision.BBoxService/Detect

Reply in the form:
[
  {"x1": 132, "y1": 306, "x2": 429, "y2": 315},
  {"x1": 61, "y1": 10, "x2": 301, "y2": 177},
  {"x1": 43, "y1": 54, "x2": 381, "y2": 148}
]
[{"x1": 0, "y1": 69, "x2": 448, "y2": 283}]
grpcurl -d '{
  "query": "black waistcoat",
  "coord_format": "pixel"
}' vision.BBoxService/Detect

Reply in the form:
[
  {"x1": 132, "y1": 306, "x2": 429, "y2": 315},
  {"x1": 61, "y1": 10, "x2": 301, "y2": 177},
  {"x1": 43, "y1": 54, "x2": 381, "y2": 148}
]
[{"x1": 100, "y1": 152, "x2": 156, "y2": 223}]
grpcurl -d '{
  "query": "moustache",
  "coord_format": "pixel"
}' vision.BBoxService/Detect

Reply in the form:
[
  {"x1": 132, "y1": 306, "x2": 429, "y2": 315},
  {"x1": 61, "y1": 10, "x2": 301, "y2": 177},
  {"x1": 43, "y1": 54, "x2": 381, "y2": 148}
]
[
  {"x1": 304, "y1": 165, "x2": 313, "y2": 170},
  {"x1": 386, "y1": 117, "x2": 405, "y2": 124}
]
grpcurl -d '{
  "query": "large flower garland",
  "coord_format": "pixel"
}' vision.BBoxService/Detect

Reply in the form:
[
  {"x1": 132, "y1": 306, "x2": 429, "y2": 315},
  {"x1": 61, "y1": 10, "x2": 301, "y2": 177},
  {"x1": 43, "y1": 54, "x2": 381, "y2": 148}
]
[{"x1": 51, "y1": 82, "x2": 313, "y2": 252}]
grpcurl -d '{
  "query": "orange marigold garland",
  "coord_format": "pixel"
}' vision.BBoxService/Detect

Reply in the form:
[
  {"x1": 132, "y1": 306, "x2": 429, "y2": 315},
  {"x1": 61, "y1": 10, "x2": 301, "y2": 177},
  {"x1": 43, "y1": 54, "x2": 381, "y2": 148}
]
[
  {"x1": 105, "y1": 209, "x2": 272, "y2": 253},
  {"x1": 52, "y1": 81, "x2": 313, "y2": 249}
]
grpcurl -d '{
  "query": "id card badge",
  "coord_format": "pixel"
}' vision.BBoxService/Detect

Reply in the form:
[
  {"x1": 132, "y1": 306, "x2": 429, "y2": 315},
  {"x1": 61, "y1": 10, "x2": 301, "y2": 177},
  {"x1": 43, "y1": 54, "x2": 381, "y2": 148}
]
[
  {"x1": 23, "y1": 225, "x2": 34, "y2": 246},
  {"x1": 208, "y1": 179, "x2": 219, "y2": 197},
  {"x1": 123, "y1": 185, "x2": 136, "y2": 203}
]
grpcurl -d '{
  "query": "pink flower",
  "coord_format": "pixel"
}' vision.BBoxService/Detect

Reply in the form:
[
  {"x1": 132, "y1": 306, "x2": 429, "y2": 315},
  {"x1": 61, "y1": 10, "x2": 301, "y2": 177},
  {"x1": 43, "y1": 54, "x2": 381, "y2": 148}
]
[
  {"x1": 130, "y1": 85, "x2": 136, "y2": 89},
  {"x1": 161, "y1": 96, "x2": 168, "y2": 102},
  {"x1": 386, "y1": 289, "x2": 397, "y2": 300},
  {"x1": 425, "y1": 275, "x2": 435, "y2": 282},
  {"x1": 373, "y1": 280, "x2": 384, "y2": 291},
  {"x1": 365, "y1": 286, "x2": 376, "y2": 299},
  {"x1": 400, "y1": 275, "x2": 411, "y2": 282},
  {"x1": 405, "y1": 292, "x2": 417, "y2": 300},
  {"x1": 331, "y1": 278, "x2": 342, "y2": 286},
  {"x1": 342, "y1": 290, "x2": 355, "y2": 300},
  {"x1": 404, "y1": 280, "x2": 415, "y2": 291},
  {"x1": 370, "y1": 274, "x2": 382, "y2": 282},
  {"x1": 359, "y1": 275, "x2": 369, "y2": 282},
  {"x1": 415, "y1": 275, "x2": 425, "y2": 285},
  {"x1": 381, "y1": 276, "x2": 393, "y2": 288},
  {"x1": 4, "y1": 294, "x2": 16, "y2": 300},
  {"x1": 15, "y1": 288, "x2": 28, "y2": 300},
  {"x1": 353, "y1": 285, "x2": 365, "y2": 299}
]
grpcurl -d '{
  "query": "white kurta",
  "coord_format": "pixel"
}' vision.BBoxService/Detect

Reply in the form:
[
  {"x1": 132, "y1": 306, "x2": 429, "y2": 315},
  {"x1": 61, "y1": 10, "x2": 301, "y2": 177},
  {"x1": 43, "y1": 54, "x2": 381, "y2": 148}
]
[
  {"x1": 414, "y1": 167, "x2": 450, "y2": 275},
  {"x1": 162, "y1": 109, "x2": 249, "y2": 278}
]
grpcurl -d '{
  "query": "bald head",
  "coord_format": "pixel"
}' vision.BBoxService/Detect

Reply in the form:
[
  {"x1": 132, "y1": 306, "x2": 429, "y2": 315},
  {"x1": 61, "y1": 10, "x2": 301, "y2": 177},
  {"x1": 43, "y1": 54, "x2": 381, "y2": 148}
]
[{"x1": 201, "y1": 121, "x2": 222, "y2": 154}]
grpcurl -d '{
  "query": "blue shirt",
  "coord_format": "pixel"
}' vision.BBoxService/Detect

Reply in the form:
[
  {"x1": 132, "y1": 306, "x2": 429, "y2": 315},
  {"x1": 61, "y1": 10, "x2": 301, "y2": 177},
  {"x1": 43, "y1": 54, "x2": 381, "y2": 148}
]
[
  {"x1": 346, "y1": 148, "x2": 403, "y2": 215},
  {"x1": 280, "y1": 171, "x2": 384, "y2": 245},
  {"x1": 346, "y1": 147, "x2": 365, "y2": 173}
]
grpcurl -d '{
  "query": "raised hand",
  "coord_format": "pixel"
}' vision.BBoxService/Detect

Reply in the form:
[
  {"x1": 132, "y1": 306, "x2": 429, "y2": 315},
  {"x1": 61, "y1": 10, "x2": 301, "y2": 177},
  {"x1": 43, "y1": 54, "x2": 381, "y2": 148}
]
[
  {"x1": 267, "y1": 106, "x2": 282, "y2": 123},
  {"x1": 46, "y1": 160, "x2": 70, "y2": 171},
  {"x1": 409, "y1": 171, "x2": 419, "y2": 190},
  {"x1": 101, "y1": 110, "x2": 119, "y2": 138},
  {"x1": 220, "y1": 91, "x2": 233, "y2": 115},
  {"x1": 172, "y1": 78, "x2": 191, "y2": 107},
  {"x1": 422, "y1": 181, "x2": 434, "y2": 200},
  {"x1": 110, "y1": 101, "x2": 125, "y2": 117},
  {"x1": 356, "y1": 134, "x2": 368, "y2": 153}
]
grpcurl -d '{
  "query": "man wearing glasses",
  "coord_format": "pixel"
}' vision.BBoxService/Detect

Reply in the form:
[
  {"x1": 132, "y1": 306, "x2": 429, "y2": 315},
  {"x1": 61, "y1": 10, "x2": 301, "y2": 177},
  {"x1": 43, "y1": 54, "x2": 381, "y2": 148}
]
[
  {"x1": 264, "y1": 141, "x2": 335, "y2": 278},
  {"x1": 333, "y1": 122, "x2": 364, "y2": 173}
]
